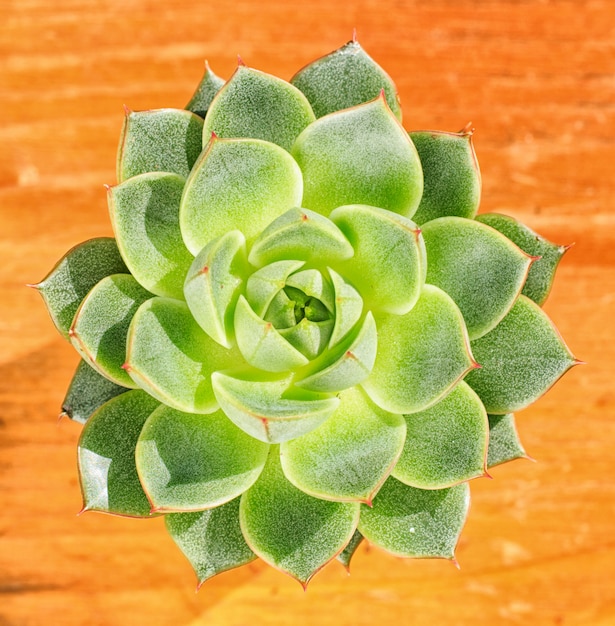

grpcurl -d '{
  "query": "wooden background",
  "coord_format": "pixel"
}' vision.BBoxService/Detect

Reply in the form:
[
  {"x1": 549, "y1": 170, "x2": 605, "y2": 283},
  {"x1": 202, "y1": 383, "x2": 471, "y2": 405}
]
[{"x1": 1, "y1": 1, "x2": 614, "y2": 624}]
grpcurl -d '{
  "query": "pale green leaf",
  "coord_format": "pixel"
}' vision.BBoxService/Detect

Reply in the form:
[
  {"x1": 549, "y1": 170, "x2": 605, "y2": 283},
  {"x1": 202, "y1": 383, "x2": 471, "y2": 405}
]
[
  {"x1": 185, "y1": 62, "x2": 225, "y2": 118},
  {"x1": 330, "y1": 204, "x2": 426, "y2": 314},
  {"x1": 487, "y1": 414, "x2": 528, "y2": 468},
  {"x1": 281, "y1": 386, "x2": 405, "y2": 503},
  {"x1": 291, "y1": 95, "x2": 423, "y2": 217},
  {"x1": 78, "y1": 390, "x2": 160, "y2": 517},
  {"x1": 358, "y1": 477, "x2": 470, "y2": 559},
  {"x1": 240, "y1": 449, "x2": 360, "y2": 587},
  {"x1": 422, "y1": 216, "x2": 533, "y2": 339},
  {"x1": 136, "y1": 405, "x2": 269, "y2": 512},
  {"x1": 245, "y1": 260, "x2": 305, "y2": 318},
  {"x1": 328, "y1": 269, "x2": 363, "y2": 348},
  {"x1": 279, "y1": 319, "x2": 333, "y2": 360},
  {"x1": 392, "y1": 381, "x2": 488, "y2": 489},
  {"x1": 286, "y1": 268, "x2": 335, "y2": 313},
  {"x1": 465, "y1": 295, "x2": 577, "y2": 413},
  {"x1": 363, "y1": 285, "x2": 476, "y2": 414},
  {"x1": 126, "y1": 298, "x2": 245, "y2": 414},
  {"x1": 180, "y1": 137, "x2": 303, "y2": 255}
]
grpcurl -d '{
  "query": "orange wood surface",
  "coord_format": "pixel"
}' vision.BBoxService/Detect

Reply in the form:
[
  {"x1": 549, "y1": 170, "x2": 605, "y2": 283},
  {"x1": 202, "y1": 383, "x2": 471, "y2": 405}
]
[{"x1": 1, "y1": 1, "x2": 614, "y2": 624}]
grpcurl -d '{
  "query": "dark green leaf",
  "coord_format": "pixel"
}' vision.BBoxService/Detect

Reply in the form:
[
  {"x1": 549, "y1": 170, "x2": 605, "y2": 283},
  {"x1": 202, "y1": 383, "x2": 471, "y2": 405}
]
[
  {"x1": 185, "y1": 62, "x2": 225, "y2": 118},
  {"x1": 487, "y1": 414, "x2": 528, "y2": 468}
]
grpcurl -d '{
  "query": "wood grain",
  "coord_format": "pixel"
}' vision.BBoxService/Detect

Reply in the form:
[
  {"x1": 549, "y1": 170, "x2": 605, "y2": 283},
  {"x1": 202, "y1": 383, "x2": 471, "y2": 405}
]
[{"x1": 1, "y1": 1, "x2": 614, "y2": 624}]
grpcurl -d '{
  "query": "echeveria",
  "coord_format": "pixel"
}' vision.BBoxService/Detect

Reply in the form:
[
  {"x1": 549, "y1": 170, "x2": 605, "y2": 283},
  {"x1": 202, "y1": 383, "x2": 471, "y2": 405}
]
[{"x1": 34, "y1": 39, "x2": 578, "y2": 588}]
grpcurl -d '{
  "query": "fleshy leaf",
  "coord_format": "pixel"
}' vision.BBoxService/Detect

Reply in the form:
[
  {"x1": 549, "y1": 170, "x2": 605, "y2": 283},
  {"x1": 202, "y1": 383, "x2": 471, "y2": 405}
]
[
  {"x1": 422, "y1": 216, "x2": 533, "y2": 339},
  {"x1": 212, "y1": 372, "x2": 339, "y2": 443},
  {"x1": 62, "y1": 359, "x2": 129, "y2": 425},
  {"x1": 330, "y1": 204, "x2": 426, "y2": 314},
  {"x1": 184, "y1": 231, "x2": 247, "y2": 348},
  {"x1": 180, "y1": 137, "x2": 303, "y2": 255},
  {"x1": 136, "y1": 405, "x2": 269, "y2": 512},
  {"x1": 392, "y1": 381, "x2": 488, "y2": 489},
  {"x1": 78, "y1": 390, "x2": 160, "y2": 517},
  {"x1": 240, "y1": 449, "x2": 360, "y2": 587},
  {"x1": 465, "y1": 295, "x2": 577, "y2": 413},
  {"x1": 291, "y1": 39, "x2": 402, "y2": 120},
  {"x1": 33, "y1": 238, "x2": 128, "y2": 340},
  {"x1": 291, "y1": 95, "x2": 423, "y2": 218},
  {"x1": 108, "y1": 172, "x2": 193, "y2": 299},
  {"x1": 281, "y1": 386, "x2": 405, "y2": 503},
  {"x1": 263, "y1": 290, "x2": 296, "y2": 328},
  {"x1": 363, "y1": 285, "x2": 475, "y2": 414},
  {"x1": 328, "y1": 269, "x2": 363, "y2": 348},
  {"x1": 358, "y1": 477, "x2": 470, "y2": 559},
  {"x1": 70, "y1": 274, "x2": 152, "y2": 387},
  {"x1": 337, "y1": 530, "x2": 364, "y2": 571},
  {"x1": 410, "y1": 128, "x2": 481, "y2": 225},
  {"x1": 234, "y1": 296, "x2": 309, "y2": 372},
  {"x1": 165, "y1": 498, "x2": 256, "y2": 587},
  {"x1": 248, "y1": 207, "x2": 354, "y2": 268},
  {"x1": 245, "y1": 260, "x2": 305, "y2": 317},
  {"x1": 202, "y1": 66, "x2": 316, "y2": 151},
  {"x1": 185, "y1": 62, "x2": 225, "y2": 118},
  {"x1": 279, "y1": 319, "x2": 333, "y2": 359},
  {"x1": 126, "y1": 298, "x2": 244, "y2": 413},
  {"x1": 476, "y1": 213, "x2": 568, "y2": 306},
  {"x1": 487, "y1": 414, "x2": 528, "y2": 468},
  {"x1": 117, "y1": 108, "x2": 203, "y2": 182},
  {"x1": 286, "y1": 269, "x2": 335, "y2": 313},
  {"x1": 296, "y1": 312, "x2": 377, "y2": 393}
]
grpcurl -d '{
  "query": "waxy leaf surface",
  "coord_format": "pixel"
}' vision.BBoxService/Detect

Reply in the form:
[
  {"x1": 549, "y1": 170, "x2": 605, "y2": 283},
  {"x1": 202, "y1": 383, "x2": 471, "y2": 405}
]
[
  {"x1": 70, "y1": 274, "x2": 152, "y2": 387},
  {"x1": 245, "y1": 260, "x2": 305, "y2": 318},
  {"x1": 180, "y1": 137, "x2": 303, "y2": 255},
  {"x1": 165, "y1": 498, "x2": 256, "y2": 587},
  {"x1": 336, "y1": 529, "x2": 364, "y2": 571},
  {"x1": 78, "y1": 390, "x2": 160, "y2": 517},
  {"x1": 392, "y1": 381, "x2": 488, "y2": 489},
  {"x1": 126, "y1": 298, "x2": 244, "y2": 413},
  {"x1": 185, "y1": 62, "x2": 225, "y2": 118},
  {"x1": 35, "y1": 238, "x2": 128, "y2": 339},
  {"x1": 240, "y1": 450, "x2": 359, "y2": 586},
  {"x1": 136, "y1": 405, "x2": 269, "y2": 512},
  {"x1": 422, "y1": 216, "x2": 533, "y2": 339},
  {"x1": 465, "y1": 295, "x2": 577, "y2": 413},
  {"x1": 281, "y1": 387, "x2": 405, "y2": 503},
  {"x1": 487, "y1": 414, "x2": 528, "y2": 468},
  {"x1": 358, "y1": 477, "x2": 470, "y2": 559},
  {"x1": 363, "y1": 285, "x2": 475, "y2": 414},
  {"x1": 291, "y1": 96, "x2": 423, "y2": 217},
  {"x1": 108, "y1": 172, "x2": 193, "y2": 299},
  {"x1": 328, "y1": 269, "x2": 363, "y2": 348}
]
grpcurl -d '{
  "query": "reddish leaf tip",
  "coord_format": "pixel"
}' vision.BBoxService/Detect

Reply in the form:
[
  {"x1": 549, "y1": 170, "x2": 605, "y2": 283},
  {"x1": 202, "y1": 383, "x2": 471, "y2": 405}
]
[
  {"x1": 76, "y1": 505, "x2": 88, "y2": 517},
  {"x1": 25, "y1": 282, "x2": 40, "y2": 290},
  {"x1": 58, "y1": 411, "x2": 69, "y2": 424},
  {"x1": 352, "y1": 27, "x2": 358, "y2": 43},
  {"x1": 237, "y1": 55, "x2": 246, "y2": 67},
  {"x1": 523, "y1": 453, "x2": 538, "y2": 464},
  {"x1": 562, "y1": 242, "x2": 576, "y2": 253},
  {"x1": 483, "y1": 469, "x2": 494, "y2": 480},
  {"x1": 573, "y1": 358, "x2": 587, "y2": 366},
  {"x1": 121, "y1": 362, "x2": 132, "y2": 372},
  {"x1": 459, "y1": 121, "x2": 475, "y2": 136},
  {"x1": 123, "y1": 104, "x2": 132, "y2": 117},
  {"x1": 204, "y1": 59, "x2": 211, "y2": 71},
  {"x1": 471, "y1": 361, "x2": 482, "y2": 370},
  {"x1": 103, "y1": 183, "x2": 112, "y2": 191},
  {"x1": 450, "y1": 556, "x2": 461, "y2": 570}
]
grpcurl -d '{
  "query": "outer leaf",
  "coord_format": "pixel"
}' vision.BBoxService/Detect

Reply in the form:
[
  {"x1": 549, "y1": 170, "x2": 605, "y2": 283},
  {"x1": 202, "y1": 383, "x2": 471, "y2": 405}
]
[
  {"x1": 422, "y1": 216, "x2": 534, "y2": 339},
  {"x1": 33, "y1": 238, "x2": 128, "y2": 340},
  {"x1": 234, "y1": 296, "x2": 309, "y2": 372},
  {"x1": 330, "y1": 204, "x2": 426, "y2": 314},
  {"x1": 108, "y1": 172, "x2": 193, "y2": 299},
  {"x1": 291, "y1": 95, "x2": 423, "y2": 218},
  {"x1": 185, "y1": 61, "x2": 225, "y2": 118},
  {"x1": 184, "y1": 231, "x2": 247, "y2": 348},
  {"x1": 202, "y1": 65, "x2": 316, "y2": 151},
  {"x1": 296, "y1": 312, "x2": 377, "y2": 393},
  {"x1": 465, "y1": 295, "x2": 577, "y2": 414},
  {"x1": 476, "y1": 212, "x2": 568, "y2": 306},
  {"x1": 126, "y1": 298, "x2": 244, "y2": 414},
  {"x1": 240, "y1": 449, "x2": 360, "y2": 587},
  {"x1": 281, "y1": 386, "x2": 405, "y2": 503},
  {"x1": 62, "y1": 359, "x2": 129, "y2": 425},
  {"x1": 78, "y1": 390, "x2": 160, "y2": 517},
  {"x1": 180, "y1": 137, "x2": 303, "y2": 255},
  {"x1": 212, "y1": 372, "x2": 339, "y2": 443},
  {"x1": 363, "y1": 285, "x2": 476, "y2": 414},
  {"x1": 291, "y1": 39, "x2": 402, "y2": 120},
  {"x1": 410, "y1": 128, "x2": 481, "y2": 225},
  {"x1": 117, "y1": 108, "x2": 203, "y2": 182},
  {"x1": 248, "y1": 207, "x2": 354, "y2": 268},
  {"x1": 165, "y1": 498, "x2": 256, "y2": 587},
  {"x1": 336, "y1": 530, "x2": 364, "y2": 571},
  {"x1": 358, "y1": 477, "x2": 470, "y2": 559},
  {"x1": 70, "y1": 274, "x2": 152, "y2": 387},
  {"x1": 136, "y1": 405, "x2": 269, "y2": 512},
  {"x1": 392, "y1": 381, "x2": 488, "y2": 489},
  {"x1": 245, "y1": 260, "x2": 305, "y2": 317},
  {"x1": 487, "y1": 414, "x2": 528, "y2": 468}
]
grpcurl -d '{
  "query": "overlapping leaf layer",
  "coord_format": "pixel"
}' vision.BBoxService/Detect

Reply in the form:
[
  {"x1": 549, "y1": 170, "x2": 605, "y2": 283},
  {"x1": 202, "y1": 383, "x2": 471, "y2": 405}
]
[{"x1": 35, "y1": 39, "x2": 577, "y2": 588}]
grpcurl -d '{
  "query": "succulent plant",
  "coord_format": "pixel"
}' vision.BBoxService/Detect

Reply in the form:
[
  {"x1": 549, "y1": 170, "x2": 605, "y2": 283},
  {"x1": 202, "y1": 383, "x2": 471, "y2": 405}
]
[{"x1": 33, "y1": 38, "x2": 578, "y2": 589}]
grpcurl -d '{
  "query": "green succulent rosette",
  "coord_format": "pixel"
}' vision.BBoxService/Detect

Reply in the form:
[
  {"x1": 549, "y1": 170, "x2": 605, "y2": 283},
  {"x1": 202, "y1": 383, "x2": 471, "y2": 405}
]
[{"x1": 34, "y1": 39, "x2": 578, "y2": 588}]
